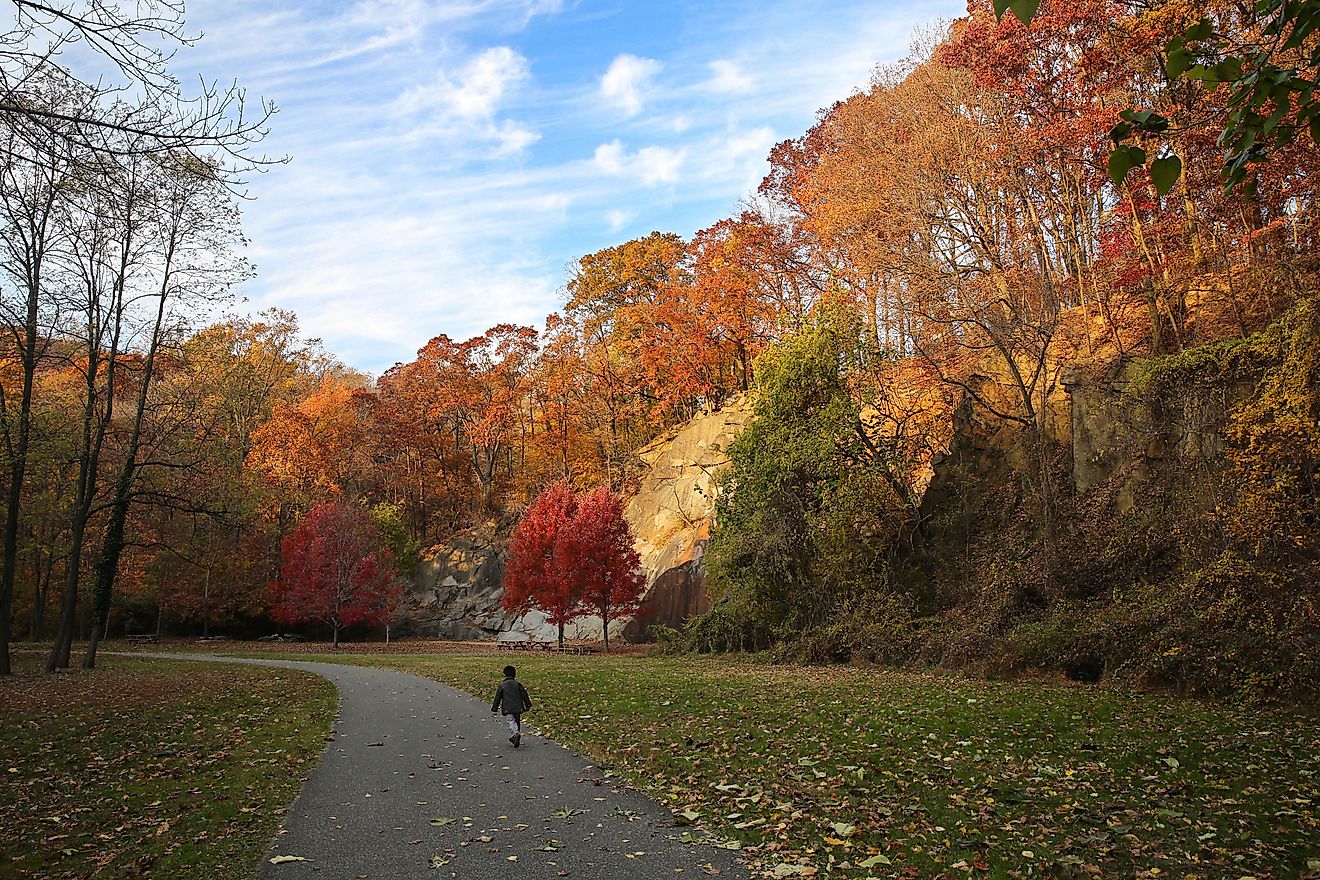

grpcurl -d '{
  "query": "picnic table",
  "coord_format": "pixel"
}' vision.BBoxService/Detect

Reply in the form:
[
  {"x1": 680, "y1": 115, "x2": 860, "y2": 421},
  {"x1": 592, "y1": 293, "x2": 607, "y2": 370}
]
[
  {"x1": 498, "y1": 640, "x2": 596, "y2": 655},
  {"x1": 124, "y1": 634, "x2": 158, "y2": 645}
]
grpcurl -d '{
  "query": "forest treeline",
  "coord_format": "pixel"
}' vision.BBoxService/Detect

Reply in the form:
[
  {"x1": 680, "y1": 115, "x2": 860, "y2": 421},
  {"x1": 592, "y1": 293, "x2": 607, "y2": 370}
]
[{"x1": 2, "y1": 2, "x2": 1316, "y2": 693}]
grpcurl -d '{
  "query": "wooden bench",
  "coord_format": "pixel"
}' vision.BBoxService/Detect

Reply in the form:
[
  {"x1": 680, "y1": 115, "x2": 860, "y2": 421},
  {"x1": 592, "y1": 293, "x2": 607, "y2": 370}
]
[{"x1": 124, "y1": 634, "x2": 158, "y2": 645}]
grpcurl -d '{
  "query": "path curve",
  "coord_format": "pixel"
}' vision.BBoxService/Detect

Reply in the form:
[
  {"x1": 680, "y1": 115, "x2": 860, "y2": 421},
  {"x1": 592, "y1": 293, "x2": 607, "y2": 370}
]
[{"x1": 147, "y1": 653, "x2": 747, "y2": 880}]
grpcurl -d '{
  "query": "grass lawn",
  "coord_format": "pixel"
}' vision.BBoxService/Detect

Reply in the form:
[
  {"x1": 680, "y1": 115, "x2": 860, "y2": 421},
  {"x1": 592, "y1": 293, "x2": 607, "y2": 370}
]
[
  {"x1": 232, "y1": 649, "x2": 1318, "y2": 880},
  {"x1": 0, "y1": 653, "x2": 336, "y2": 880}
]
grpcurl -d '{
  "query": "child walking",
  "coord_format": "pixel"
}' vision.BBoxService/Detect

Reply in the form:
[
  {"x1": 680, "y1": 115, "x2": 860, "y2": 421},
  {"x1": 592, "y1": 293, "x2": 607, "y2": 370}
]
[{"x1": 491, "y1": 665, "x2": 532, "y2": 748}]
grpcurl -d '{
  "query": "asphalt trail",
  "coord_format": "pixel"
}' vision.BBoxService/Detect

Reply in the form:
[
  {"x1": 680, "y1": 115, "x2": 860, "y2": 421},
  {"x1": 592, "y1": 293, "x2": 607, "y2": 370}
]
[{"x1": 146, "y1": 654, "x2": 747, "y2": 880}]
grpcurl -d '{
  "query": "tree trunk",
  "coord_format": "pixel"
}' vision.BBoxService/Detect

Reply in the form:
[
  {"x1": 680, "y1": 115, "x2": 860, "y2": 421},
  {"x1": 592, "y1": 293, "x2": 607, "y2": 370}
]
[
  {"x1": 28, "y1": 555, "x2": 51, "y2": 641},
  {"x1": 0, "y1": 268, "x2": 41, "y2": 675},
  {"x1": 83, "y1": 480, "x2": 130, "y2": 668},
  {"x1": 47, "y1": 508, "x2": 91, "y2": 671},
  {"x1": 0, "y1": 384, "x2": 31, "y2": 674},
  {"x1": 202, "y1": 566, "x2": 210, "y2": 639},
  {"x1": 601, "y1": 609, "x2": 610, "y2": 654},
  {"x1": 83, "y1": 239, "x2": 171, "y2": 670},
  {"x1": 557, "y1": 619, "x2": 564, "y2": 650},
  {"x1": 332, "y1": 623, "x2": 340, "y2": 648}
]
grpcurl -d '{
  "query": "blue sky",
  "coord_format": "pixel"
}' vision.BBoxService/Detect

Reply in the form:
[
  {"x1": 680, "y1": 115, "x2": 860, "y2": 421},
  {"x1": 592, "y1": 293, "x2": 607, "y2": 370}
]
[{"x1": 177, "y1": 0, "x2": 963, "y2": 375}]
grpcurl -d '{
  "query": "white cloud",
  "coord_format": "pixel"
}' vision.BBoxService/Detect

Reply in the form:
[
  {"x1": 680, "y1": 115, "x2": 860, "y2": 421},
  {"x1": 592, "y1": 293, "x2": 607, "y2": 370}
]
[
  {"x1": 605, "y1": 209, "x2": 636, "y2": 232},
  {"x1": 707, "y1": 59, "x2": 753, "y2": 93},
  {"x1": 591, "y1": 141, "x2": 685, "y2": 186},
  {"x1": 396, "y1": 46, "x2": 530, "y2": 118},
  {"x1": 636, "y1": 146, "x2": 685, "y2": 184},
  {"x1": 724, "y1": 126, "x2": 777, "y2": 162},
  {"x1": 492, "y1": 120, "x2": 541, "y2": 155},
  {"x1": 387, "y1": 46, "x2": 538, "y2": 155},
  {"x1": 666, "y1": 114, "x2": 693, "y2": 134},
  {"x1": 714, "y1": 125, "x2": 778, "y2": 189},
  {"x1": 599, "y1": 53, "x2": 662, "y2": 116},
  {"x1": 593, "y1": 139, "x2": 625, "y2": 174}
]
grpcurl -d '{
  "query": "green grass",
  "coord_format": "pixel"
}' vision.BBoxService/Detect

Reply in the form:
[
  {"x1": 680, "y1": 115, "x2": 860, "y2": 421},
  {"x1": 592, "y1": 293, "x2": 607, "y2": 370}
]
[
  {"x1": 231, "y1": 649, "x2": 1318, "y2": 880},
  {"x1": 0, "y1": 653, "x2": 336, "y2": 880}
]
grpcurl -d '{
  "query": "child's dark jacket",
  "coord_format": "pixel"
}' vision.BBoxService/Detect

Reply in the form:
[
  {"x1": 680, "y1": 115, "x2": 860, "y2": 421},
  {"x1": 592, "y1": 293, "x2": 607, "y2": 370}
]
[{"x1": 492, "y1": 678, "x2": 532, "y2": 715}]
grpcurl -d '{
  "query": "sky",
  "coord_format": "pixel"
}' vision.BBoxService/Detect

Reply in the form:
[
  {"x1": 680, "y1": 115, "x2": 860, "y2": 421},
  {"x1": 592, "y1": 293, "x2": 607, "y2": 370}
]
[{"x1": 175, "y1": 0, "x2": 964, "y2": 375}]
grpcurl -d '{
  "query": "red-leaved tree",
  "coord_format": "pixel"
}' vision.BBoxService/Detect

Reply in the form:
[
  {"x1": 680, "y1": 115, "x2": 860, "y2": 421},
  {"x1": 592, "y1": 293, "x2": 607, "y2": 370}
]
[
  {"x1": 565, "y1": 486, "x2": 645, "y2": 653},
  {"x1": 502, "y1": 482, "x2": 579, "y2": 647},
  {"x1": 270, "y1": 503, "x2": 404, "y2": 647},
  {"x1": 501, "y1": 481, "x2": 645, "y2": 650}
]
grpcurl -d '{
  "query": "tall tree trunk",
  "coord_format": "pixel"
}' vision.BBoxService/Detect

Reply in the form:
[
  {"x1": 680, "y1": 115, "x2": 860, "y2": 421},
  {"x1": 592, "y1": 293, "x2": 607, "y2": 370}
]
[
  {"x1": 0, "y1": 177, "x2": 58, "y2": 675},
  {"x1": 82, "y1": 476, "x2": 130, "y2": 667},
  {"x1": 84, "y1": 233, "x2": 172, "y2": 669},
  {"x1": 557, "y1": 619, "x2": 564, "y2": 650},
  {"x1": 0, "y1": 333, "x2": 34, "y2": 674},
  {"x1": 48, "y1": 246, "x2": 129, "y2": 670}
]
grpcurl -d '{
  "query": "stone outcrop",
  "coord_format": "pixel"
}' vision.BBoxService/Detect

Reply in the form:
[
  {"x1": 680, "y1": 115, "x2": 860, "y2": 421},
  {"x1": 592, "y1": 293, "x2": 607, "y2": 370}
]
[
  {"x1": 401, "y1": 531, "x2": 508, "y2": 640},
  {"x1": 622, "y1": 396, "x2": 753, "y2": 639},
  {"x1": 921, "y1": 354, "x2": 1247, "y2": 526},
  {"x1": 401, "y1": 397, "x2": 753, "y2": 643}
]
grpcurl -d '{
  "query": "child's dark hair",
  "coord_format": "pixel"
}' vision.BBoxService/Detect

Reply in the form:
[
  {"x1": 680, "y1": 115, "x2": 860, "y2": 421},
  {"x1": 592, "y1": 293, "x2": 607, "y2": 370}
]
[{"x1": 503, "y1": 665, "x2": 516, "y2": 678}]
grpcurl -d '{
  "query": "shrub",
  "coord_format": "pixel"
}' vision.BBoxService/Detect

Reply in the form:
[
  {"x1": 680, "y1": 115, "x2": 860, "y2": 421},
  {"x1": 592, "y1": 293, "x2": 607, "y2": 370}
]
[{"x1": 774, "y1": 593, "x2": 925, "y2": 666}]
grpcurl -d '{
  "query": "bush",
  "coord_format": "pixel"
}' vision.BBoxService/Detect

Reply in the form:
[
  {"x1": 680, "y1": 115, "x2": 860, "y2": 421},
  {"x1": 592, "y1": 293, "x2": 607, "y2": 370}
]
[
  {"x1": 774, "y1": 593, "x2": 926, "y2": 666},
  {"x1": 659, "y1": 596, "x2": 774, "y2": 654}
]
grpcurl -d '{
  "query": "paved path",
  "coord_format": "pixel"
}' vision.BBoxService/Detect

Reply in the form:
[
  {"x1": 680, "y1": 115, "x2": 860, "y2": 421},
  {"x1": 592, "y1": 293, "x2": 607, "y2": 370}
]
[{"x1": 148, "y1": 654, "x2": 746, "y2": 880}]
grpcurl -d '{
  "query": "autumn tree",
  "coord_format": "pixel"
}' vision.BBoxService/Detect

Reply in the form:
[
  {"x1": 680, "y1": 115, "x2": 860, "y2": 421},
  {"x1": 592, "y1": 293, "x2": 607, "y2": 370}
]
[
  {"x1": 565, "y1": 233, "x2": 686, "y2": 479},
  {"x1": 502, "y1": 481, "x2": 579, "y2": 647},
  {"x1": 375, "y1": 324, "x2": 537, "y2": 521},
  {"x1": 560, "y1": 486, "x2": 644, "y2": 653},
  {"x1": 270, "y1": 502, "x2": 403, "y2": 647},
  {"x1": 502, "y1": 481, "x2": 646, "y2": 649},
  {"x1": 247, "y1": 374, "x2": 373, "y2": 529},
  {"x1": 522, "y1": 312, "x2": 597, "y2": 489}
]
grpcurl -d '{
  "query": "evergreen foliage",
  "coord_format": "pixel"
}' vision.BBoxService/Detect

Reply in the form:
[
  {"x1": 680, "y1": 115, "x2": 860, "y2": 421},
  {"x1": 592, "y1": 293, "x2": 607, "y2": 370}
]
[{"x1": 706, "y1": 306, "x2": 914, "y2": 638}]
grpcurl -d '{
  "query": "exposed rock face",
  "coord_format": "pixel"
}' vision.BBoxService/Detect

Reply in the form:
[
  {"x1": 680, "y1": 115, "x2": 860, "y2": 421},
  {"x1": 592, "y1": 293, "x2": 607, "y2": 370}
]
[
  {"x1": 917, "y1": 350, "x2": 1258, "y2": 533},
  {"x1": 402, "y1": 397, "x2": 753, "y2": 643},
  {"x1": 401, "y1": 531, "x2": 508, "y2": 640},
  {"x1": 622, "y1": 397, "x2": 753, "y2": 639}
]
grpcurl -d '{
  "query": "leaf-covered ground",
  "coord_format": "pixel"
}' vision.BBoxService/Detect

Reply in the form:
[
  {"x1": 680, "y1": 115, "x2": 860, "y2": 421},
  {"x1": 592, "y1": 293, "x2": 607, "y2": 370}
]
[
  {"x1": 249, "y1": 650, "x2": 1318, "y2": 880},
  {"x1": 0, "y1": 653, "x2": 336, "y2": 880}
]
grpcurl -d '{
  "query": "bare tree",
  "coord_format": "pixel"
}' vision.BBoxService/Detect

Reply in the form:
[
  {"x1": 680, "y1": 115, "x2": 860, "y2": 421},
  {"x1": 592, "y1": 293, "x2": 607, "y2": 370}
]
[
  {"x1": 83, "y1": 151, "x2": 245, "y2": 668},
  {"x1": 1, "y1": 1, "x2": 277, "y2": 174},
  {"x1": 0, "y1": 111, "x2": 72, "y2": 674}
]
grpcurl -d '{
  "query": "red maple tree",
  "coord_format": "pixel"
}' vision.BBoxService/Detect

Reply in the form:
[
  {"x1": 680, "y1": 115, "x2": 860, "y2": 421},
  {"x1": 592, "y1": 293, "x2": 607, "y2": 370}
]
[
  {"x1": 270, "y1": 503, "x2": 404, "y2": 647},
  {"x1": 501, "y1": 481, "x2": 645, "y2": 650},
  {"x1": 566, "y1": 486, "x2": 646, "y2": 653}
]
